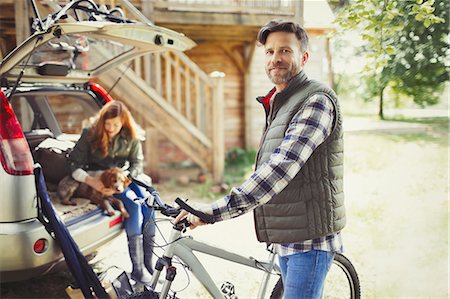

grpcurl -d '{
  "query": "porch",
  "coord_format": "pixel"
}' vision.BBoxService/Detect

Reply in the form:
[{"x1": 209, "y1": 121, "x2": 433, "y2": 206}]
[{"x1": 1, "y1": 0, "x2": 335, "y2": 183}]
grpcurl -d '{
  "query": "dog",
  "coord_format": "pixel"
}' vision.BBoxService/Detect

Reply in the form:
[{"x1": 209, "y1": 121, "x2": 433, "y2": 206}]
[{"x1": 57, "y1": 167, "x2": 130, "y2": 218}]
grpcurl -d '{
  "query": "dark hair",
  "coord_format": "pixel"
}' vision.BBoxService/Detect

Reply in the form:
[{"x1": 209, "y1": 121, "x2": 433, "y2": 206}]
[{"x1": 257, "y1": 19, "x2": 309, "y2": 52}]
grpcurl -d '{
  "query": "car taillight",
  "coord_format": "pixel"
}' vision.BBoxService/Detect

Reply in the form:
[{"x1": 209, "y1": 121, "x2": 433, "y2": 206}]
[
  {"x1": 0, "y1": 89, "x2": 34, "y2": 175},
  {"x1": 88, "y1": 82, "x2": 113, "y2": 104},
  {"x1": 33, "y1": 238, "x2": 48, "y2": 254}
]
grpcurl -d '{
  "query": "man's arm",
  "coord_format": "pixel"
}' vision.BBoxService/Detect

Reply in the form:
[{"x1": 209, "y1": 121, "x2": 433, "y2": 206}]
[{"x1": 176, "y1": 94, "x2": 335, "y2": 226}]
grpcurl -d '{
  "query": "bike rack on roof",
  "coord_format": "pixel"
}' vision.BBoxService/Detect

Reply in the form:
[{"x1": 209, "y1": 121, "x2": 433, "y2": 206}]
[{"x1": 29, "y1": 0, "x2": 134, "y2": 34}]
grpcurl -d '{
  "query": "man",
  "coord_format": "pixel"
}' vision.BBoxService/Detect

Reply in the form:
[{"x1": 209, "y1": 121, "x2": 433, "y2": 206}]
[{"x1": 176, "y1": 19, "x2": 345, "y2": 298}]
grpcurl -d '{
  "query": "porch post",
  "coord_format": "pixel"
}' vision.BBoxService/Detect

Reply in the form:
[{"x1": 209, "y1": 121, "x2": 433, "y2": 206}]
[
  {"x1": 14, "y1": 0, "x2": 31, "y2": 45},
  {"x1": 141, "y1": 0, "x2": 155, "y2": 23},
  {"x1": 294, "y1": 0, "x2": 305, "y2": 26},
  {"x1": 326, "y1": 37, "x2": 335, "y2": 89},
  {"x1": 210, "y1": 71, "x2": 225, "y2": 184},
  {"x1": 145, "y1": 127, "x2": 160, "y2": 183},
  {"x1": 244, "y1": 42, "x2": 256, "y2": 150}
]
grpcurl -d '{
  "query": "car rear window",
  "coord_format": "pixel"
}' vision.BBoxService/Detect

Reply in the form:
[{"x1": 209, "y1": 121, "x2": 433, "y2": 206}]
[
  {"x1": 47, "y1": 93, "x2": 99, "y2": 134},
  {"x1": 10, "y1": 96, "x2": 34, "y2": 132},
  {"x1": 11, "y1": 92, "x2": 99, "y2": 135}
]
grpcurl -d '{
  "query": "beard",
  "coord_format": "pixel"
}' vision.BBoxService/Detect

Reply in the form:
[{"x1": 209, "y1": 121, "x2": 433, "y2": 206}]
[{"x1": 265, "y1": 62, "x2": 300, "y2": 85}]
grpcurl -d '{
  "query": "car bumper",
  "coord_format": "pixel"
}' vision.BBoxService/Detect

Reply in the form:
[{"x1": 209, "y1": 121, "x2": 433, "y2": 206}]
[{"x1": 0, "y1": 209, "x2": 123, "y2": 282}]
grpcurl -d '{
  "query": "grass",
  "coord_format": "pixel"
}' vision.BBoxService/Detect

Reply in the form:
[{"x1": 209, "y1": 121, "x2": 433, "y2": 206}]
[
  {"x1": 384, "y1": 115, "x2": 448, "y2": 128},
  {"x1": 384, "y1": 116, "x2": 449, "y2": 143}
]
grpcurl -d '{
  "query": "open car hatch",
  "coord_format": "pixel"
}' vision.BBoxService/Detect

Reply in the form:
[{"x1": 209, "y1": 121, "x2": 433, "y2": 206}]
[{"x1": 1, "y1": 21, "x2": 195, "y2": 83}]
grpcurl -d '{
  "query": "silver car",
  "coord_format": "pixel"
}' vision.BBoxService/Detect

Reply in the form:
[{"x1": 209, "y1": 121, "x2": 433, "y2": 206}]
[{"x1": 0, "y1": 2, "x2": 194, "y2": 282}]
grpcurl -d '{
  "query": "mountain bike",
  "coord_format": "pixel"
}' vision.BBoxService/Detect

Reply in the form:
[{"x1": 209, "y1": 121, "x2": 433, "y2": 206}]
[{"x1": 125, "y1": 179, "x2": 360, "y2": 299}]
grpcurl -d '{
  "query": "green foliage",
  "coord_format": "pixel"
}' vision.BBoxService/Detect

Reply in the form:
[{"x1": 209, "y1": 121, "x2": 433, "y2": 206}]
[
  {"x1": 225, "y1": 147, "x2": 256, "y2": 167},
  {"x1": 224, "y1": 147, "x2": 256, "y2": 185},
  {"x1": 384, "y1": 0, "x2": 449, "y2": 107},
  {"x1": 335, "y1": 0, "x2": 449, "y2": 117},
  {"x1": 328, "y1": 0, "x2": 351, "y2": 12}
]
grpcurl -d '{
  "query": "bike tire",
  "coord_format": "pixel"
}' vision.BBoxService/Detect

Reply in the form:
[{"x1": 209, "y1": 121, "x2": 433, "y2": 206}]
[
  {"x1": 269, "y1": 278, "x2": 283, "y2": 299},
  {"x1": 120, "y1": 289, "x2": 160, "y2": 299},
  {"x1": 269, "y1": 253, "x2": 360, "y2": 299},
  {"x1": 120, "y1": 290, "x2": 181, "y2": 299}
]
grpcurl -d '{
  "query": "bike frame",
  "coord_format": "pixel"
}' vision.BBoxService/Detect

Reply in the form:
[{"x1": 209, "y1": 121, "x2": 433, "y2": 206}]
[
  {"x1": 129, "y1": 185, "x2": 359, "y2": 299},
  {"x1": 149, "y1": 224, "x2": 281, "y2": 299}
]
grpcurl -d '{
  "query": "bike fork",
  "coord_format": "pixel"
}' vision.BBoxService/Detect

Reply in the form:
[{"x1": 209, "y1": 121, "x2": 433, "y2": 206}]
[
  {"x1": 150, "y1": 255, "x2": 177, "y2": 299},
  {"x1": 160, "y1": 265, "x2": 177, "y2": 298}
]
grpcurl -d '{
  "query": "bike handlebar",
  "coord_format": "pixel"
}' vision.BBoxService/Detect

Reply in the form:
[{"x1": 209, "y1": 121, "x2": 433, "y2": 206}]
[
  {"x1": 175, "y1": 197, "x2": 215, "y2": 224},
  {"x1": 130, "y1": 176, "x2": 215, "y2": 224}
]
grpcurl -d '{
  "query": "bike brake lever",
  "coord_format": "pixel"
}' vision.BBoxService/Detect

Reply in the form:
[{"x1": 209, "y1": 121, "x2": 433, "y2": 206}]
[{"x1": 175, "y1": 197, "x2": 215, "y2": 224}]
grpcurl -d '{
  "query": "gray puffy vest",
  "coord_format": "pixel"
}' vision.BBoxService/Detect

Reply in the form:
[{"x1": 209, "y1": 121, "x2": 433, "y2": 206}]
[{"x1": 253, "y1": 71, "x2": 345, "y2": 243}]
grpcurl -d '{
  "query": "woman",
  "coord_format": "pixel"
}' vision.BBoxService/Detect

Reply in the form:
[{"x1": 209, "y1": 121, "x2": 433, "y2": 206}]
[{"x1": 68, "y1": 100, "x2": 154, "y2": 284}]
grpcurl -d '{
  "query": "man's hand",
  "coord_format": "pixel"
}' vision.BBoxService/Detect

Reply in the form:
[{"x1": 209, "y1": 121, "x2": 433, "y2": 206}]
[{"x1": 175, "y1": 209, "x2": 207, "y2": 229}]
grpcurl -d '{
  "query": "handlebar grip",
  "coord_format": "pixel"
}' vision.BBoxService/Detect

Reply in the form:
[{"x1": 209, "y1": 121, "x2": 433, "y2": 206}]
[
  {"x1": 130, "y1": 176, "x2": 166, "y2": 207},
  {"x1": 175, "y1": 197, "x2": 215, "y2": 224},
  {"x1": 130, "y1": 176, "x2": 155, "y2": 192}
]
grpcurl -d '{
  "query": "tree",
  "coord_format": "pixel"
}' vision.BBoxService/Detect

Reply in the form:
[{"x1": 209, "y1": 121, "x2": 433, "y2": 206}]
[
  {"x1": 335, "y1": 0, "x2": 447, "y2": 119},
  {"x1": 328, "y1": 0, "x2": 351, "y2": 12}
]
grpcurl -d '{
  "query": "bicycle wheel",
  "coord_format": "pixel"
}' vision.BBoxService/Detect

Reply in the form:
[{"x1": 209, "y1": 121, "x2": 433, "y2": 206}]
[
  {"x1": 120, "y1": 289, "x2": 159, "y2": 299},
  {"x1": 324, "y1": 253, "x2": 360, "y2": 299},
  {"x1": 269, "y1": 253, "x2": 360, "y2": 299},
  {"x1": 269, "y1": 278, "x2": 283, "y2": 299},
  {"x1": 120, "y1": 290, "x2": 180, "y2": 299}
]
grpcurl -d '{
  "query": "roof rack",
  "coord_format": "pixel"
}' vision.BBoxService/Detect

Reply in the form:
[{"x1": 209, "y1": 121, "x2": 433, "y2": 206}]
[{"x1": 30, "y1": 0, "x2": 134, "y2": 34}]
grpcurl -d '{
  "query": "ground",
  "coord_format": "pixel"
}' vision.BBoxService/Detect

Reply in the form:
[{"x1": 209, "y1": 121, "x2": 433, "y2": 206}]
[{"x1": 0, "y1": 115, "x2": 448, "y2": 298}]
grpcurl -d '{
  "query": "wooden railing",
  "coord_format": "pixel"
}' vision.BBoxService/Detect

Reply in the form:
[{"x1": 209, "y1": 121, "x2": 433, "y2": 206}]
[{"x1": 130, "y1": 51, "x2": 215, "y2": 140}]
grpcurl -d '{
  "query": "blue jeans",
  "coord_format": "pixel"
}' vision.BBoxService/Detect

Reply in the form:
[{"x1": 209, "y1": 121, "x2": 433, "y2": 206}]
[
  {"x1": 279, "y1": 250, "x2": 335, "y2": 299},
  {"x1": 114, "y1": 182, "x2": 155, "y2": 237}
]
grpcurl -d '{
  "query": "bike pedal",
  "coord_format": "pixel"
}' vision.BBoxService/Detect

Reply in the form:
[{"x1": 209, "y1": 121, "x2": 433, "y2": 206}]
[{"x1": 220, "y1": 281, "x2": 238, "y2": 299}]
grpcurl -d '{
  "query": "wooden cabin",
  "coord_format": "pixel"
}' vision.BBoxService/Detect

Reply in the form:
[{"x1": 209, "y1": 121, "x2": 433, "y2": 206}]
[{"x1": 0, "y1": 0, "x2": 336, "y2": 182}]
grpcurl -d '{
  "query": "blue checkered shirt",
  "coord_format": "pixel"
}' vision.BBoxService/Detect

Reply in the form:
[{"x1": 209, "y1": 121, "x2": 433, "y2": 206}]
[{"x1": 207, "y1": 93, "x2": 343, "y2": 256}]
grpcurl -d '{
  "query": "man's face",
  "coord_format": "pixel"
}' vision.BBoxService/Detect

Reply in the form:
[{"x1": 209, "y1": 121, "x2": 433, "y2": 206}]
[{"x1": 264, "y1": 31, "x2": 306, "y2": 90}]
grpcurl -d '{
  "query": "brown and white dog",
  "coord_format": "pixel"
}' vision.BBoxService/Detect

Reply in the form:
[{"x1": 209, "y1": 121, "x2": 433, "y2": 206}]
[{"x1": 57, "y1": 167, "x2": 130, "y2": 218}]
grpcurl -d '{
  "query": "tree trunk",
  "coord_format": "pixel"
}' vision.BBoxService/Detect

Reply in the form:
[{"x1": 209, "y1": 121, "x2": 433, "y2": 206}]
[{"x1": 379, "y1": 87, "x2": 385, "y2": 119}]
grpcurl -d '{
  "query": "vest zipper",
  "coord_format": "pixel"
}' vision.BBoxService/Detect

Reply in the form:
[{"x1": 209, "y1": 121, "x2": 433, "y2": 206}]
[{"x1": 255, "y1": 95, "x2": 277, "y2": 166}]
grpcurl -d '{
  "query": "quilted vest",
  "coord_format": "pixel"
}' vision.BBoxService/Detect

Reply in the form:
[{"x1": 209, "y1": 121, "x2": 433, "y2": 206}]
[{"x1": 253, "y1": 71, "x2": 345, "y2": 243}]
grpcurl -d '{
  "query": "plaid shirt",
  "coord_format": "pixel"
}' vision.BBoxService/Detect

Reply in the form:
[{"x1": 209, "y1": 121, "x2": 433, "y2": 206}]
[{"x1": 206, "y1": 93, "x2": 343, "y2": 256}]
